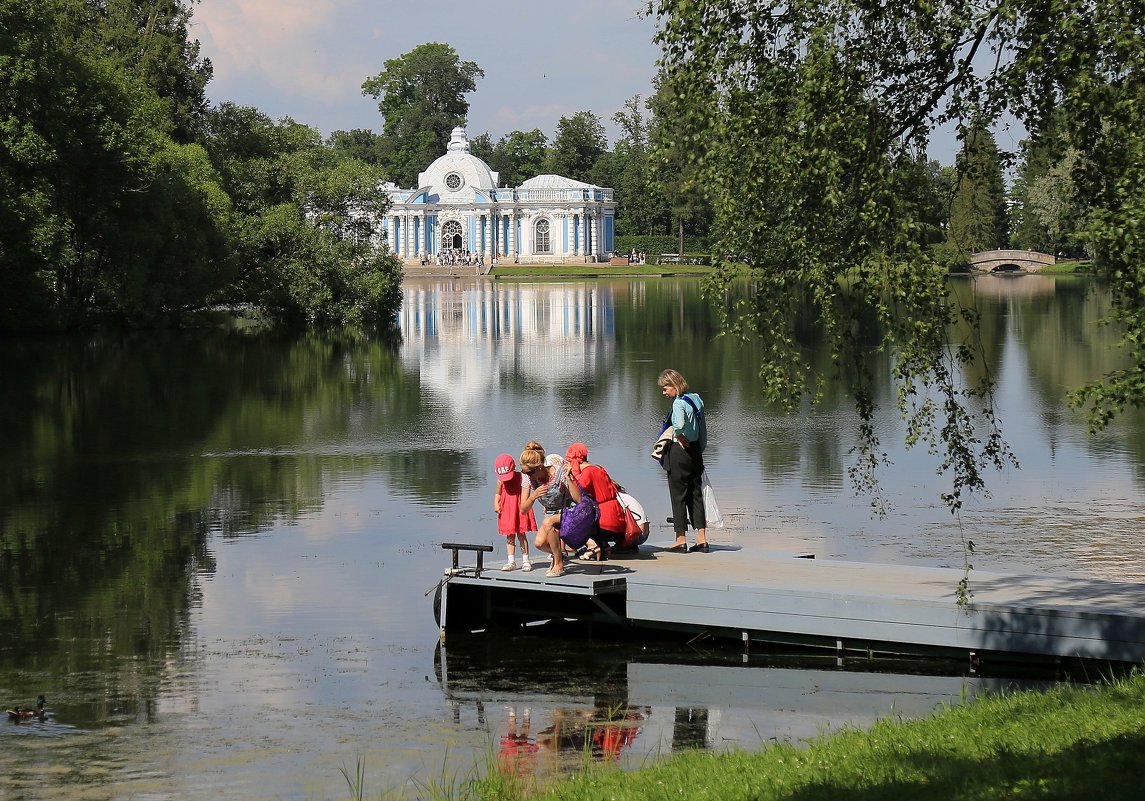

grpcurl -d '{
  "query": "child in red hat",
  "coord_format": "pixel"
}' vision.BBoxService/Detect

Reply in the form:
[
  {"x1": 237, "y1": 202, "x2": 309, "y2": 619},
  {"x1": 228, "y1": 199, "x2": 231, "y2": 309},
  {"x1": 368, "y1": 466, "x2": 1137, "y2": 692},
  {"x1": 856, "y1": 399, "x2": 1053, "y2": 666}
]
[{"x1": 494, "y1": 453, "x2": 537, "y2": 571}]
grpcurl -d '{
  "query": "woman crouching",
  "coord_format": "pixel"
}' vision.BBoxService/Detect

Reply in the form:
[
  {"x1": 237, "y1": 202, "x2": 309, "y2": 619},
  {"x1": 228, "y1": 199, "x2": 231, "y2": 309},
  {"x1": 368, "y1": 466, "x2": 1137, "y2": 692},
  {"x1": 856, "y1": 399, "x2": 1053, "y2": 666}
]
[{"x1": 518, "y1": 441, "x2": 582, "y2": 578}]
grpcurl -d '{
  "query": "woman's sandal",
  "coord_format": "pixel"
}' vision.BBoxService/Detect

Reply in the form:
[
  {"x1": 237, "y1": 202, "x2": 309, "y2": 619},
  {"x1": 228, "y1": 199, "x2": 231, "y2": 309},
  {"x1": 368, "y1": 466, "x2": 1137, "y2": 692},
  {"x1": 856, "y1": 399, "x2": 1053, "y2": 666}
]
[{"x1": 584, "y1": 546, "x2": 609, "y2": 562}]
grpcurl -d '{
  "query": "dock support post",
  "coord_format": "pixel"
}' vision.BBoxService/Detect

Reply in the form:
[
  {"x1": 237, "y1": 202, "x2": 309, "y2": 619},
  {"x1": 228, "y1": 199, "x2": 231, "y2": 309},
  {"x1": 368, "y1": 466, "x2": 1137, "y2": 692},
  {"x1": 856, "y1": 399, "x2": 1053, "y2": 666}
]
[
  {"x1": 437, "y1": 581, "x2": 448, "y2": 642},
  {"x1": 742, "y1": 631, "x2": 750, "y2": 663},
  {"x1": 836, "y1": 639, "x2": 844, "y2": 667}
]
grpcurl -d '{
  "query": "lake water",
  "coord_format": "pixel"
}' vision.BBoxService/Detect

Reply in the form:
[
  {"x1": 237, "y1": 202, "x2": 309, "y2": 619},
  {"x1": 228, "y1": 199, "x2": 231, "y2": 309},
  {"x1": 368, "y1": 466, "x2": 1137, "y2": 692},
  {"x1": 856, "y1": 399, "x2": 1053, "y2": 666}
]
[{"x1": 2, "y1": 274, "x2": 1142, "y2": 800}]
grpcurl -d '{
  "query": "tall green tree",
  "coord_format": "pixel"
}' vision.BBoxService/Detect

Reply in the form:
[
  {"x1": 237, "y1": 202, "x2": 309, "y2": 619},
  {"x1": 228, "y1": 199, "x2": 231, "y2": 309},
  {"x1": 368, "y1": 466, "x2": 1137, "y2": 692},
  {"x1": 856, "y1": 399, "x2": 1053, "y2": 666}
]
[
  {"x1": 1011, "y1": 120, "x2": 1089, "y2": 258},
  {"x1": 467, "y1": 131, "x2": 496, "y2": 166},
  {"x1": 202, "y1": 104, "x2": 401, "y2": 328},
  {"x1": 648, "y1": 75, "x2": 711, "y2": 253},
  {"x1": 946, "y1": 125, "x2": 1008, "y2": 254},
  {"x1": 327, "y1": 128, "x2": 386, "y2": 168},
  {"x1": 361, "y1": 42, "x2": 483, "y2": 188},
  {"x1": 546, "y1": 111, "x2": 608, "y2": 182},
  {"x1": 611, "y1": 95, "x2": 667, "y2": 237},
  {"x1": 493, "y1": 129, "x2": 550, "y2": 187},
  {"x1": 91, "y1": 0, "x2": 213, "y2": 143},
  {"x1": 0, "y1": 0, "x2": 229, "y2": 328}
]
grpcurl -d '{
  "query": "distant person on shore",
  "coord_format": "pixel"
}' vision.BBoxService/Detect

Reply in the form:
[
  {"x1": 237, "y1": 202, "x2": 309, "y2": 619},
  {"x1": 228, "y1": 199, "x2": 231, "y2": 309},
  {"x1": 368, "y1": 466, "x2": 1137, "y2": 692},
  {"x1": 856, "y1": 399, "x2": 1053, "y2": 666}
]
[
  {"x1": 519, "y1": 441, "x2": 581, "y2": 578},
  {"x1": 494, "y1": 453, "x2": 536, "y2": 571},
  {"x1": 657, "y1": 368, "x2": 708, "y2": 553}
]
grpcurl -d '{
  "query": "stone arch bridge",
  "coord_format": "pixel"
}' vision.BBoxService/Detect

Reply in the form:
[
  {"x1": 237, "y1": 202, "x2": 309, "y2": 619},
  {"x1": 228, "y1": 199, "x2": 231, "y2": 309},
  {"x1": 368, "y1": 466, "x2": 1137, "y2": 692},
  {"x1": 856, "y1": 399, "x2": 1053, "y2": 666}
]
[{"x1": 969, "y1": 249, "x2": 1056, "y2": 272}]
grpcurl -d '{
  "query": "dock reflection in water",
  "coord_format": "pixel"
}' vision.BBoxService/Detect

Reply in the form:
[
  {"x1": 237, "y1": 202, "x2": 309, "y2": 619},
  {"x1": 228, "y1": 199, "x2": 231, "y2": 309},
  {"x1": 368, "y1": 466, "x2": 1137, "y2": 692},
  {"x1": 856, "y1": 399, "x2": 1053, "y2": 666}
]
[{"x1": 434, "y1": 631, "x2": 1056, "y2": 779}]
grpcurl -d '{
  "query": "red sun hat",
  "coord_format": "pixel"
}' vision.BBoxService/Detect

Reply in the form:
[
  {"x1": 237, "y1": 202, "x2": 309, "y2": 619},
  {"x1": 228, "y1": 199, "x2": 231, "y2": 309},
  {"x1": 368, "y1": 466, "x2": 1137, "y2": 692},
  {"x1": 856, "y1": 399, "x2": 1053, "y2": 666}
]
[{"x1": 494, "y1": 453, "x2": 516, "y2": 482}]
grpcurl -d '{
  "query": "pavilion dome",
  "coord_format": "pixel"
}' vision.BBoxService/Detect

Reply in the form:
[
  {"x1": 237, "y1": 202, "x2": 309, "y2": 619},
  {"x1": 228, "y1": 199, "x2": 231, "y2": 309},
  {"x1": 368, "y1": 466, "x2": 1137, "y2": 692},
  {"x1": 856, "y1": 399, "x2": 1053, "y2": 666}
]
[{"x1": 416, "y1": 127, "x2": 499, "y2": 197}]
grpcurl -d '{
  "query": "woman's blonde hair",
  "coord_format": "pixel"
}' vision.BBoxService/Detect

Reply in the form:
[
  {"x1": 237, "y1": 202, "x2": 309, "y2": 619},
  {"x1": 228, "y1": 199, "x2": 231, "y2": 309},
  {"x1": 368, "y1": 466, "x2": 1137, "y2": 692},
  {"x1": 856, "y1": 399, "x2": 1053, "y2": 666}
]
[
  {"x1": 519, "y1": 440, "x2": 545, "y2": 471},
  {"x1": 657, "y1": 368, "x2": 689, "y2": 394}
]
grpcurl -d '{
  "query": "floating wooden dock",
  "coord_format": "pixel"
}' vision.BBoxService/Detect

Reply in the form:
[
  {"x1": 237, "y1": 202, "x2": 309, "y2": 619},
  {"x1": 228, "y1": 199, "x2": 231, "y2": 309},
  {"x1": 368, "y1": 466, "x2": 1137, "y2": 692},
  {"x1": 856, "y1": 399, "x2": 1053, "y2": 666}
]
[{"x1": 435, "y1": 542, "x2": 1145, "y2": 667}]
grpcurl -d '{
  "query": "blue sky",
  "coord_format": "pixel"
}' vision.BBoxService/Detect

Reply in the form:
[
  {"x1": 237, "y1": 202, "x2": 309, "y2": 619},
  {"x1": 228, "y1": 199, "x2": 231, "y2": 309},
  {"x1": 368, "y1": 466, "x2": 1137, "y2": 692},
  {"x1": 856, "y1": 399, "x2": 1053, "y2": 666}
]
[{"x1": 193, "y1": 0, "x2": 662, "y2": 146}]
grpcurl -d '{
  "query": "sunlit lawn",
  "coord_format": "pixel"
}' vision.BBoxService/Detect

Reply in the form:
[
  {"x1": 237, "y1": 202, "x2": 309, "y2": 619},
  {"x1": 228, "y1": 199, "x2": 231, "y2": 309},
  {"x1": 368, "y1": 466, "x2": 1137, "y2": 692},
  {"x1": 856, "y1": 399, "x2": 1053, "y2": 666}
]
[{"x1": 463, "y1": 671, "x2": 1145, "y2": 801}]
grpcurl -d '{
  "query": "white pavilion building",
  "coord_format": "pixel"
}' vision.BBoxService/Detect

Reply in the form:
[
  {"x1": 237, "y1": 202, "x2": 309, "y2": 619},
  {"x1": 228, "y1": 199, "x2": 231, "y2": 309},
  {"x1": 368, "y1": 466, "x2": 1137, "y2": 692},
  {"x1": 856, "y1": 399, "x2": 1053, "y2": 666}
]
[{"x1": 380, "y1": 127, "x2": 616, "y2": 264}]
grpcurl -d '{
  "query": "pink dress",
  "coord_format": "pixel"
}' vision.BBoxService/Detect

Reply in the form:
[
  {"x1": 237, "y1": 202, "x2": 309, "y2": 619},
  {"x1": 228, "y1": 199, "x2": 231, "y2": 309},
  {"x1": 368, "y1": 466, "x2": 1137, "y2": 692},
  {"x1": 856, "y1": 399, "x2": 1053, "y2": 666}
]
[{"x1": 498, "y1": 472, "x2": 538, "y2": 536}]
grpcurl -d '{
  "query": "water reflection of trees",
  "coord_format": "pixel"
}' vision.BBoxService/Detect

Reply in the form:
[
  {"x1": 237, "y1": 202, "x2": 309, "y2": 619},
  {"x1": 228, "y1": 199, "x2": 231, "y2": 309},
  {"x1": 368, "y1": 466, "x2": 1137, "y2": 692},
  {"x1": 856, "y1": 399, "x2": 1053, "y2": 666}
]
[
  {"x1": 621, "y1": 275, "x2": 1145, "y2": 492},
  {"x1": 954, "y1": 275, "x2": 1145, "y2": 478},
  {"x1": 0, "y1": 329, "x2": 431, "y2": 681}
]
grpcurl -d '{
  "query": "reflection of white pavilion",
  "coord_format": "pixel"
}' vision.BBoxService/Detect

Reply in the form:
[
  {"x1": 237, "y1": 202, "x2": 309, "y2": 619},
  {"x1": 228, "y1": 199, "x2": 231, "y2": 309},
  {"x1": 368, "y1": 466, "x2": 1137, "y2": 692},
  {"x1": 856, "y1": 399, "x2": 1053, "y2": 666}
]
[
  {"x1": 399, "y1": 282, "x2": 616, "y2": 403},
  {"x1": 381, "y1": 128, "x2": 616, "y2": 264}
]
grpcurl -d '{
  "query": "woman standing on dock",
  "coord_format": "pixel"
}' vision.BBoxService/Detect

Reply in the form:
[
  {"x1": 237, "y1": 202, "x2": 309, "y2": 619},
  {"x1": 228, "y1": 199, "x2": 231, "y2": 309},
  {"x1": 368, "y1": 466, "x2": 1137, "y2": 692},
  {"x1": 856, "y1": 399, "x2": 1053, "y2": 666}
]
[{"x1": 657, "y1": 369, "x2": 709, "y2": 553}]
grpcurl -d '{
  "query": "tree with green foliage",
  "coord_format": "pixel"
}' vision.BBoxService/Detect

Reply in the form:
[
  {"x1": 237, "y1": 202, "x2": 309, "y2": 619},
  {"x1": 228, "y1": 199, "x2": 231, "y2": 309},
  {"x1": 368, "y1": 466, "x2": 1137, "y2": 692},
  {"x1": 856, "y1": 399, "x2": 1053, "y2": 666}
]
[
  {"x1": 650, "y1": 0, "x2": 1145, "y2": 503},
  {"x1": 202, "y1": 104, "x2": 401, "y2": 328},
  {"x1": 650, "y1": 1, "x2": 1020, "y2": 510},
  {"x1": 91, "y1": 0, "x2": 213, "y2": 143},
  {"x1": 1010, "y1": 121, "x2": 1089, "y2": 258},
  {"x1": 1, "y1": 0, "x2": 402, "y2": 331},
  {"x1": 495, "y1": 128, "x2": 550, "y2": 187},
  {"x1": 946, "y1": 125, "x2": 1008, "y2": 255},
  {"x1": 467, "y1": 131, "x2": 496, "y2": 165},
  {"x1": 648, "y1": 75, "x2": 712, "y2": 255},
  {"x1": 327, "y1": 128, "x2": 386, "y2": 168},
  {"x1": 0, "y1": 0, "x2": 231, "y2": 328},
  {"x1": 361, "y1": 42, "x2": 483, "y2": 188},
  {"x1": 611, "y1": 95, "x2": 668, "y2": 237},
  {"x1": 546, "y1": 111, "x2": 608, "y2": 182}
]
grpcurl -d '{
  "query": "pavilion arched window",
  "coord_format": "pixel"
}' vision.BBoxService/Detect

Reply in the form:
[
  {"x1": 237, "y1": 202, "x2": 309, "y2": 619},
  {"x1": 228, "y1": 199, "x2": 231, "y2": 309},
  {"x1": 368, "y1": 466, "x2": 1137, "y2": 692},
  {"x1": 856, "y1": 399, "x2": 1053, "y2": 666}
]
[{"x1": 534, "y1": 218, "x2": 551, "y2": 254}]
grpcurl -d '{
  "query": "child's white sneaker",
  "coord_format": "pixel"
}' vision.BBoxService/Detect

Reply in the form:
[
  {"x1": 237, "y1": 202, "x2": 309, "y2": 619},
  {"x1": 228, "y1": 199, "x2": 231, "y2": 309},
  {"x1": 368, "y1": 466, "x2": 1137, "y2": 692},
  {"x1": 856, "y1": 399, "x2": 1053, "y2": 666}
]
[
  {"x1": 501, "y1": 560, "x2": 518, "y2": 571},
  {"x1": 521, "y1": 557, "x2": 533, "y2": 572}
]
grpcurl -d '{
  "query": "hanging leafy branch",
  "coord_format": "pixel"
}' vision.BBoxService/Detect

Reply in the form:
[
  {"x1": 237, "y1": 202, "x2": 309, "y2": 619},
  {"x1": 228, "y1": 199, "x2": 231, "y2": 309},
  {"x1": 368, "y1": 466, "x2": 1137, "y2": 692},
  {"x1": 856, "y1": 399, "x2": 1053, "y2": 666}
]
[{"x1": 648, "y1": 1, "x2": 1056, "y2": 512}]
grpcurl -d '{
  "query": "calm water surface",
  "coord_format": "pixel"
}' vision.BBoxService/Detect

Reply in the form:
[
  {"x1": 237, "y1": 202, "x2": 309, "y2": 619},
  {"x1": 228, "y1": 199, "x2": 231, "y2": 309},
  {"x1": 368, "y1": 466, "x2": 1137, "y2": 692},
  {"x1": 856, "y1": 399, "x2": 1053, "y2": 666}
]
[{"x1": 1, "y1": 275, "x2": 1142, "y2": 800}]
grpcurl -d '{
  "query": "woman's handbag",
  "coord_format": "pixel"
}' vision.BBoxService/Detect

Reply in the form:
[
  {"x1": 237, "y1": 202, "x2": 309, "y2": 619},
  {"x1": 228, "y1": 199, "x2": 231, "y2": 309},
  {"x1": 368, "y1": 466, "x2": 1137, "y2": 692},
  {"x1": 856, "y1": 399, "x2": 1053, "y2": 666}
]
[
  {"x1": 701, "y1": 471, "x2": 724, "y2": 528},
  {"x1": 559, "y1": 485, "x2": 600, "y2": 549},
  {"x1": 622, "y1": 503, "x2": 642, "y2": 540},
  {"x1": 616, "y1": 492, "x2": 649, "y2": 546}
]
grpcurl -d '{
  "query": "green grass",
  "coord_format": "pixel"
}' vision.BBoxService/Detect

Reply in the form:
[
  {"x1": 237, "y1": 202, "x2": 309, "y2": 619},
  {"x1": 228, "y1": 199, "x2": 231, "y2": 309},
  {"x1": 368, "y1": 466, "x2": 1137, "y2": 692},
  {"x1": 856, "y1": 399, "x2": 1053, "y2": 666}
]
[
  {"x1": 1039, "y1": 260, "x2": 1091, "y2": 274},
  {"x1": 463, "y1": 670, "x2": 1145, "y2": 801}
]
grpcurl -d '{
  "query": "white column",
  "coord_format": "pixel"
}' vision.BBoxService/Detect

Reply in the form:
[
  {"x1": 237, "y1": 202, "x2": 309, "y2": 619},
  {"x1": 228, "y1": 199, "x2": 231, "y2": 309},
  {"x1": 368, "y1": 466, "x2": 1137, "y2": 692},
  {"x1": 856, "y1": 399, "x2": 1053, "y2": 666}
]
[
  {"x1": 590, "y1": 211, "x2": 599, "y2": 257},
  {"x1": 508, "y1": 211, "x2": 517, "y2": 259},
  {"x1": 388, "y1": 216, "x2": 397, "y2": 253}
]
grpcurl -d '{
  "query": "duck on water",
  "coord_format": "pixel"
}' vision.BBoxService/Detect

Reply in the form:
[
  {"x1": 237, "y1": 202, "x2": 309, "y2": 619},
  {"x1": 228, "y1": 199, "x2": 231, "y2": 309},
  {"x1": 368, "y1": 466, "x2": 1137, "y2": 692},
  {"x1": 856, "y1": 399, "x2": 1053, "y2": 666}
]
[{"x1": 6, "y1": 695, "x2": 47, "y2": 722}]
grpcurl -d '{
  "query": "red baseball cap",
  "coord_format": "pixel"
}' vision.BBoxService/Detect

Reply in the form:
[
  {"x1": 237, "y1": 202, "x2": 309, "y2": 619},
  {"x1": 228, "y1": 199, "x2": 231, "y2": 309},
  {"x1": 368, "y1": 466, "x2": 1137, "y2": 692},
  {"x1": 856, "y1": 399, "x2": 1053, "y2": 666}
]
[{"x1": 494, "y1": 453, "x2": 515, "y2": 481}]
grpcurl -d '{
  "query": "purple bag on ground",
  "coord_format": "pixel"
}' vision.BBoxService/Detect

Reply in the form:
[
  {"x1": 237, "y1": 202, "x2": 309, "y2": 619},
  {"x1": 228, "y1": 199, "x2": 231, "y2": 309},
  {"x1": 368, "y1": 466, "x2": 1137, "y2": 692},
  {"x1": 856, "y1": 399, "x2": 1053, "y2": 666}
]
[{"x1": 558, "y1": 485, "x2": 599, "y2": 549}]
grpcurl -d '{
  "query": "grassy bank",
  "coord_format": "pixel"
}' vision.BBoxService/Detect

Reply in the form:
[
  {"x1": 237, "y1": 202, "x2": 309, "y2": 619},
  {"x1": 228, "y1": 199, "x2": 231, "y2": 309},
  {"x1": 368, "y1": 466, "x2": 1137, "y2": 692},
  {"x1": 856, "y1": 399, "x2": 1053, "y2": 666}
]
[
  {"x1": 465, "y1": 670, "x2": 1144, "y2": 801},
  {"x1": 1038, "y1": 260, "x2": 1091, "y2": 274}
]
